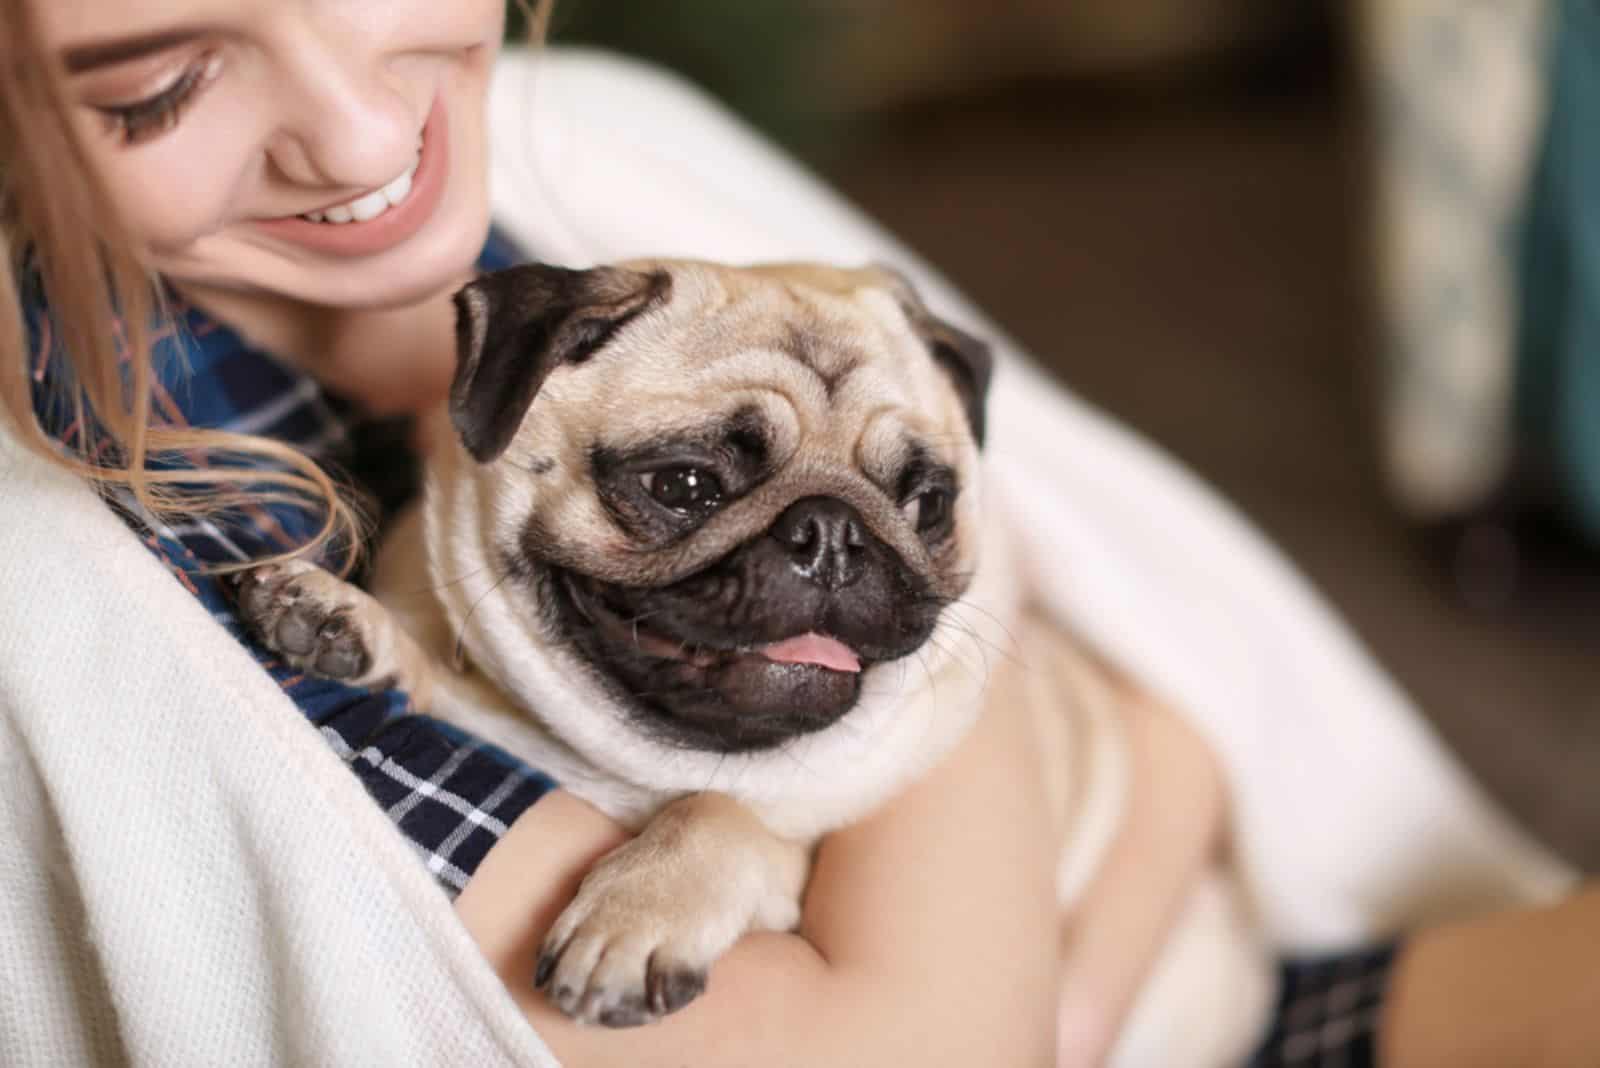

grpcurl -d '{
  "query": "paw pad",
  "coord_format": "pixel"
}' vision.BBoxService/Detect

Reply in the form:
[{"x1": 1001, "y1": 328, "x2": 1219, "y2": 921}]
[{"x1": 232, "y1": 562, "x2": 372, "y2": 681}]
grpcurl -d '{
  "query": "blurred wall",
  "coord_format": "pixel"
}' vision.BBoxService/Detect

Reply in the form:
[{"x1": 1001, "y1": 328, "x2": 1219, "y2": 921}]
[{"x1": 536, "y1": 1, "x2": 1340, "y2": 159}]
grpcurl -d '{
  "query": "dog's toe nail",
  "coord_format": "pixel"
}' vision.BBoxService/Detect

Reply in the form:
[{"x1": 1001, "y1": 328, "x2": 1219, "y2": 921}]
[
  {"x1": 577, "y1": 987, "x2": 606, "y2": 1022},
  {"x1": 598, "y1": 996, "x2": 651, "y2": 1029},
  {"x1": 647, "y1": 964, "x2": 707, "y2": 1016},
  {"x1": 534, "y1": 948, "x2": 560, "y2": 989}
]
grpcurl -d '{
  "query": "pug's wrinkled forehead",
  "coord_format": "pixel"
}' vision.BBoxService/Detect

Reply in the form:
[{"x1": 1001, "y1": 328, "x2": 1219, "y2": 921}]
[{"x1": 448, "y1": 258, "x2": 993, "y2": 586}]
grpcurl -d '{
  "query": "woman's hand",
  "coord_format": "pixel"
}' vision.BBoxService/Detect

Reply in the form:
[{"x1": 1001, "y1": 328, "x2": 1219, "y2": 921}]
[{"x1": 455, "y1": 692, "x2": 1063, "y2": 1067}]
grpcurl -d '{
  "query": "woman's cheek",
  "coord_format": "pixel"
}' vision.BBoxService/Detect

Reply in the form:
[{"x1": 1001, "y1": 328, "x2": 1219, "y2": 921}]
[
  {"x1": 87, "y1": 116, "x2": 263, "y2": 254},
  {"x1": 412, "y1": 0, "x2": 505, "y2": 50}
]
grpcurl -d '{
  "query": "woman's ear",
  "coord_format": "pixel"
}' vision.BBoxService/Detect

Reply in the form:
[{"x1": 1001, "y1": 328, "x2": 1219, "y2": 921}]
[{"x1": 450, "y1": 263, "x2": 671, "y2": 462}]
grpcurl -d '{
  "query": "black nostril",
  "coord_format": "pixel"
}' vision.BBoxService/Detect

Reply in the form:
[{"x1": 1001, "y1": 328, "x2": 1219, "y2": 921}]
[
  {"x1": 784, "y1": 521, "x2": 817, "y2": 551},
  {"x1": 770, "y1": 496, "x2": 869, "y2": 590}
]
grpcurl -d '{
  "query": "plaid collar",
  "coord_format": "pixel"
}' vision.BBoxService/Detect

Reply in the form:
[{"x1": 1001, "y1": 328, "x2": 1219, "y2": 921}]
[{"x1": 28, "y1": 225, "x2": 529, "y2": 565}]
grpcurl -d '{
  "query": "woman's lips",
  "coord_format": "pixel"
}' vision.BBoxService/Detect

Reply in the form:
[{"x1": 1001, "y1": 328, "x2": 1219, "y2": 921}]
[{"x1": 253, "y1": 95, "x2": 450, "y2": 258}]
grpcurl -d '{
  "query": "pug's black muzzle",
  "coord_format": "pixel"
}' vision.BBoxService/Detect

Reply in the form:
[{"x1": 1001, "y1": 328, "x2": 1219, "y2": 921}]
[{"x1": 549, "y1": 496, "x2": 941, "y2": 753}]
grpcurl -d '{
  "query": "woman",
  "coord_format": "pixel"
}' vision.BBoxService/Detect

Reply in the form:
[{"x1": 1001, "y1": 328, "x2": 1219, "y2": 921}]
[{"x1": 0, "y1": 1, "x2": 1585, "y2": 1065}]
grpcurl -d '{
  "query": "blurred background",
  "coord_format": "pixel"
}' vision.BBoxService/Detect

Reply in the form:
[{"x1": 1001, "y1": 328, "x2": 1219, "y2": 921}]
[{"x1": 533, "y1": 0, "x2": 1600, "y2": 869}]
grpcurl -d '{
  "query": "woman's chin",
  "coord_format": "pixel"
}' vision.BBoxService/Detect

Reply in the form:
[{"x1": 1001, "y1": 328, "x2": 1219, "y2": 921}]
[{"x1": 170, "y1": 218, "x2": 491, "y2": 312}]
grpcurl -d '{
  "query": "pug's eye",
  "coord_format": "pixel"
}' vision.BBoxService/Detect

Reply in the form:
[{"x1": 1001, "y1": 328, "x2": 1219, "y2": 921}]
[
  {"x1": 903, "y1": 488, "x2": 952, "y2": 533},
  {"x1": 640, "y1": 466, "x2": 725, "y2": 515}
]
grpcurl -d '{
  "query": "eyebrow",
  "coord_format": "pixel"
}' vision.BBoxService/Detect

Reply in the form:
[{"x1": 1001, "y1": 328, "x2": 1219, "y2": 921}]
[{"x1": 61, "y1": 28, "x2": 209, "y2": 74}]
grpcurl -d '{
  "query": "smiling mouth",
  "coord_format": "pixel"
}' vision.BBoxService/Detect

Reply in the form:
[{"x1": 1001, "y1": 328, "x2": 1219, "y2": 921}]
[
  {"x1": 298, "y1": 150, "x2": 420, "y2": 225},
  {"x1": 253, "y1": 94, "x2": 449, "y2": 257}
]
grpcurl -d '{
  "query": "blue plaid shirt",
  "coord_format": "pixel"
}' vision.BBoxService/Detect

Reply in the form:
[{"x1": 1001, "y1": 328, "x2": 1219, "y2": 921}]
[{"x1": 27, "y1": 227, "x2": 555, "y2": 897}]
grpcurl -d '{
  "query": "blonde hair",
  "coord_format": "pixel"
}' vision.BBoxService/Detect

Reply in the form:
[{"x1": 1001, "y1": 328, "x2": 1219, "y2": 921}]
[{"x1": 0, "y1": 0, "x2": 551, "y2": 575}]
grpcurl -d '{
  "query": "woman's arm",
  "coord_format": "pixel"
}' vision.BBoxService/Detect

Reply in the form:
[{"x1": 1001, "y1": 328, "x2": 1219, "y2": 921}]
[
  {"x1": 1381, "y1": 882, "x2": 1600, "y2": 1067},
  {"x1": 455, "y1": 691, "x2": 1062, "y2": 1067}
]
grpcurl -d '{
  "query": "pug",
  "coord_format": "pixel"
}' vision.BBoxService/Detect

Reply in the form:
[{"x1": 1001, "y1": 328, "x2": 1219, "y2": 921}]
[{"x1": 236, "y1": 259, "x2": 1269, "y2": 1061}]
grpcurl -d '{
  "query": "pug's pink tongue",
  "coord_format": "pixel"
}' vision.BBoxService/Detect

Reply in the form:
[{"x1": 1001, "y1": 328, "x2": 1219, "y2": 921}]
[{"x1": 759, "y1": 633, "x2": 861, "y2": 673}]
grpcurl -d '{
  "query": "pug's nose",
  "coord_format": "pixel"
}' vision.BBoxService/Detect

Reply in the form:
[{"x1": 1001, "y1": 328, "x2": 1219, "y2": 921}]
[{"x1": 771, "y1": 497, "x2": 868, "y2": 590}]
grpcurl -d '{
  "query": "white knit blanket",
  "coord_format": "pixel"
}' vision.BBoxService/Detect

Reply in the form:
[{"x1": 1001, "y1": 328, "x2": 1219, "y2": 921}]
[{"x1": 0, "y1": 48, "x2": 1573, "y2": 1067}]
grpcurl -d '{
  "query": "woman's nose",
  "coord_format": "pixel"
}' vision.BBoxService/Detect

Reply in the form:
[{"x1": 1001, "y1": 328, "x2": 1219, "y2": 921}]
[{"x1": 265, "y1": 41, "x2": 422, "y2": 193}]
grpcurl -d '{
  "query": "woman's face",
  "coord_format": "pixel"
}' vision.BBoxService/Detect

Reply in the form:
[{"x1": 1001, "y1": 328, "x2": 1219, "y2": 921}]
[{"x1": 34, "y1": 0, "x2": 507, "y2": 310}]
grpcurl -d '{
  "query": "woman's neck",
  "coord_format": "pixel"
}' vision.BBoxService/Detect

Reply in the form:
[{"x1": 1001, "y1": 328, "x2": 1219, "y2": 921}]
[{"x1": 174, "y1": 277, "x2": 473, "y2": 417}]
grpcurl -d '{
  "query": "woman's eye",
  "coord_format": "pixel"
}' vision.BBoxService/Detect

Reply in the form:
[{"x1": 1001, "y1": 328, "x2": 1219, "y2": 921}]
[
  {"x1": 903, "y1": 488, "x2": 952, "y2": 533},
  {"x1": 640, "y1": 466, "x2": 724, "y2": 516},
  {"x1": 95, "y1": 53, "x2": 221, "y2": 146}
]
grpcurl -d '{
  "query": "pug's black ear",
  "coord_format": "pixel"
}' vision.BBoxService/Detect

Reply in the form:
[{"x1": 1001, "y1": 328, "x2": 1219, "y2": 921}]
[
  {"x1": 451, "y1": 263, "x2": 671, "y2": 463},
  {"x1": 871, "y1": 264, "x2": 995, "y2": 446}
]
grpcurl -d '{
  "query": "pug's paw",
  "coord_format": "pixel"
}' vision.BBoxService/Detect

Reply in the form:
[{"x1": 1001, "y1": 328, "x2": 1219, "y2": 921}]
[
  {"x1": 231, "y1": 560, "x2": 374, "y2": 681},
  {"x1": 534, "y1": 834, "x2": 769, "y2": 1027}
]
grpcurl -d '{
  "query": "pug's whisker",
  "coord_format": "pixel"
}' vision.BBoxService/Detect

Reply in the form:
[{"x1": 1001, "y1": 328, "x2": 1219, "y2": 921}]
[
  {"x1": 880, "y1": 656, "x2": 908, "y2": 697},
  {"x1": 926, "y1": 629, "x2": 989, "y2": 689},
  {"x1": 910, "y1": 650, "x2": 955, "y2": 755},
  {"x1": 914, "y1": 647, "x2": 938, "y2": 701},
  {"x1": 613, "y1": 607, "x2": 672, "y2": 653},
  {"x1": 773, "y1": 739, "x2": 818, "y2": 776},
  {"x1": 749, "y1": 725, "x2": 832, "y2": 774},
  {"x1": 931, "y1": 613, "x2": 1004, "y2": 669},
  {"x1": 627, "y1": 684, "x2": 718, "y2": 702},
  {"x1": 702, "y1": 750, "x2": 730, "y2": 794},
  {"x1": 936, "y1": 612, "x2": 1005, "y2": 651},
  {"x1": 930, "y1": 622, "x2": 986, "y2": 679},
  {"x1": 908, "y1": 650, "x2": 944, "y2": 751},
  {"x1": 391, "y1": 564, "x2": 491, "y2": 599},
  {"x1": 940, "y1": 600, "x2": 1024, "y2": 665},
  {"x1": 453, "y1": 569, "x2": 512, "y2": 668},
  {"x1": 619, "y1": 607, "x2": 670, "y2": 629},
  {"x1": 943, "y1": 594, "x2": 1016, "y2": 639}
]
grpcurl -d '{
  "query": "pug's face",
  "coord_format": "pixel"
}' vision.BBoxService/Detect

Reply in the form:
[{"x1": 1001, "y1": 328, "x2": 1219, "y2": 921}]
[{"x1": 448, "y1": 259, "x2": 992, "y2": 755}]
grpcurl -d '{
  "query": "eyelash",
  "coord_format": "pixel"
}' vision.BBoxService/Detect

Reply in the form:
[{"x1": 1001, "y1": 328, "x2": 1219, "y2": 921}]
[{"x1": 96, "y1": 53, "x2": 221, "y2": 146}]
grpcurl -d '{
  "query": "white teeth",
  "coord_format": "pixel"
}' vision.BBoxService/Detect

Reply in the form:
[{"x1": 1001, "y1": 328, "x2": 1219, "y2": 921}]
[
  {"x1": 299, "y1": 153, "x2": 421, "y2": 225},
  {"x1": 346, "y1": 189, "x2": 389, "y2": 222},
  {"x1": 382, "y1": 169, "x2": 413, "y2": 207}
]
